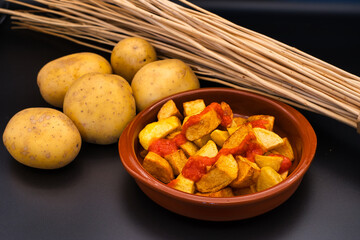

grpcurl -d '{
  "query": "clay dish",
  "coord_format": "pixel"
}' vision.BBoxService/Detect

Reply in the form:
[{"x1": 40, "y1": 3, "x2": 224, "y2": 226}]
[{"x1": 119, "y1": 88, "x2": 316, "y2": 221}]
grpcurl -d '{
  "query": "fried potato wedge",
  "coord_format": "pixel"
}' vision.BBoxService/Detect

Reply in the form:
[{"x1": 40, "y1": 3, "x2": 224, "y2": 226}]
[
  {"x1": 164, "y1": 149, "x2": 188, "y2": 176},
  {"x1": 210, "y1": 129, "x2": 230, "y2": 147},
  {"x1": 253, "y1": 127, "x2": 284, "y2": 151},
  {"x1": 167, "y1": 131, "x2": 199, "y2": 156},
  {"x1": 184, "y1": 108, "x2": 221, "y2": 141},
  {"x1": 255, "y1": 154, "x2": 283, "y2": 172},
  {"x1": 193, "y1": 134, "x2": 211, "y2": 148},
  {"x1": 247, "y1": 115, "x2": 275, "y2": 131},
  {"x1": 230, "y1": 156, "x2": 260, "y2": 188},
  {"x1": 168, "y1": 173, "x2": 195, "y2": 194},
  {"x1": 157, "y1": 99, "x2": 183, "y2": 121},
  {"x1": 223, "y1": 124, "x2": 252, "y2": 149},
  {"x1": 256, "y1": 166, "x2": 283, "y2": 192},
  {"x1": 183, "y1": 99, "x2": 206, "y2": 117},
  {"x1": 139, "y1": 116, "x2": 181, "y2": 150},
  {"x1": 143, "y1": 151, "x2": 174, "y2": 184},
  {"x1": 194, "y1": 140, "x2": 218, "y2": 158},
  {"x1": 233, "y1": 185, "x2": 256, "y2": 196},
  {"x1": 270, "y1": 137, "x2": 294, "y2": 161},
  {"x1": 196, "y1": 154, "x2": 238, "y2": 193},
  {"x1": 196, "y1": 187, "x2": 234, "y2": 197}
]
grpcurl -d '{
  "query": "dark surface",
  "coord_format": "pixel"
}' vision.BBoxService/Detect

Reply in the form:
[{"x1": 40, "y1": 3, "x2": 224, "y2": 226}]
[{"x1": 1, "y1": 1, "x2": 360, "y2": 240}]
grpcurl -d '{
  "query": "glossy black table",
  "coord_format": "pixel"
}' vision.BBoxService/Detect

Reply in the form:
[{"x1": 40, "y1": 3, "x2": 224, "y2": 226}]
[{"x1": 1, "y1": 2, "x2": 360, "y2": 239}]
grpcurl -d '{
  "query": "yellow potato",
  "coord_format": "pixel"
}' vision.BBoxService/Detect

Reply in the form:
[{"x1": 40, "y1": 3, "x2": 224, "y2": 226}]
[
  {"x1": 37, "y1": 52, "x2": 112, "y2": 108},
  {"x1": 111, "y1": 37, "x2": 157, "y2": 82},
  {"x1": 131, "y1": 59, "x2": 200, "y2": 111},
  {"x1": 63, "y1": 73, "x2": 136, "y2": 144},
  {"x1": 2, "y1": 108, "x2": 81, "y2": 169}
]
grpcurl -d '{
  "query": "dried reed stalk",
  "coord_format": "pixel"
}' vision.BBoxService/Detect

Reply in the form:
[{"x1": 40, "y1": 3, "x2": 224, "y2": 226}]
[{"x1": 1, "y1": 0, "x2": 360, "y2": 131}]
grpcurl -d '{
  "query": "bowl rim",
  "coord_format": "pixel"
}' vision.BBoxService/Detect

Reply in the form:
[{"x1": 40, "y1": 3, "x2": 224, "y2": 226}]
[{"x1": 119, "y1": 87, "x2": 317, "y2": 206}]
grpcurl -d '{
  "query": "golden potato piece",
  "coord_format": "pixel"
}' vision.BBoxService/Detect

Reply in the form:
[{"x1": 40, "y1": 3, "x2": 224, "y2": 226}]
[
  {"x1": 253, "y1": 127, "x2": 284, "y2": 151},
  {"x1": 280, "y1": 170, "x2": 289, "y2": 180},
  {"x1": 164, "y1": 149, "x2": 188, "y2": 176},
  {"x1": 193, "y1": 134, "x2": 211, "y2": 148},
  {"x1": 223, "y1": 124, "x2": 251, "y2": 149},
  {"x1": 196, "y1": 154, "x2": 238, "y2": 193},
  {"x1": 143, "y1": 151, "x2": 174, "y2": 184},
  {"x1": 255, "y1": 154, "x2": 283, "y2": 172},
  {"x1": 256, "y1": 166, "x2": 283, "y2": 192},
  {"x1": 196, "y1": 187, "x2": 234, "y2": 197},
  {"x1": 157, "y1": 99, "x2": 183, "y2": 121},
  {"x1": 195, "y1": 140, "x2": 218, "y2": 158},
  {"x1": 167, "y1": 131, "x2": 199, "y2": 156},
  {"x1": 183, "y1": 108, "x2": 221, "y2": 141},
  {"x1": 139, "y1": 116, "x2": 181, "y2": 150},
  {"x1": 232, "y1": 117, "x2": 247, "y2": 127},
  {"x1": 168, "y1": 174, "x2": 195, "y2": 194},
  {"x1": 270, "y1": 137, "x2": 294, "y2": 161},
  {"x1": 233, "y1": 185, "x2": 256, "y2": 196},
  {"x1": 183, "y1": 99, "x2": 206, "y2": 117},
  {"x1": 230, "y1": 156, "x2": 260, "y2": 188},
  {"x1": 247, "y1": 115, "x2": 275, "y2": 131},
  {"x1": 210, "y1": 129, "x2": 230, "y2": 147}
]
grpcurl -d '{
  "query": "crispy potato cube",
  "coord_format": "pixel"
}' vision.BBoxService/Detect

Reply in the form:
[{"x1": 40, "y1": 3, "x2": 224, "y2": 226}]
[
  {"x1": 196, "y1": 154, "x2": 238, "y2": 193},
  {"x1": 195, "y1": 140, "x2": 218, "y2": 158},
  {"x1": 183, "y1": 99, "x2": 206, "y2": 117},
  {"x1": 193, "y1": 134, "x2": 211, "y2": 148},
  {"x1": 184, "y1": 108, "x2": 221, "y2": 141},
  {"x1": 254, "y1": 154, "x2": 283, "y2": 172},
  {"x1": 139, "y1": 116, "x2": 181, "y2": 150},
  {"x1": 223, "y1": 124, "x2": 251, "y2": 149},
  {"x1": 280, "y1": 170, "x2": 289, "y2": 180},
  {"x1": 166, "y1": 131, "x2": 199, "y2": 156},
  {"x1": 157, "y1": 99, "x2": 183, "y2": 121},
  {"x1": 253, "y1": 127, "x2": 284, "y2": 151},
  {"x1": 196, "y1": 187, "x2": 234, "y2": 197},
  {"x1": 180, "y1": 141, "x2": 199, "y2": 157},
  {"x1": 227, "y1": 126, "x2": 240, "y2": 135},
  {"x1": 164, "y1": 149, "x2": 188, "y2": 176},
  {"x1": 210, "y1": 129, "x2": 230, "y2": 147},
  {"x1": 233, "y1": 185, "x2": 256, "y2": 196},
  {"x1": 270, "y1": 137, "x2": 294, "y2": 161},
  {"x1": 230, "y1": 156, "x2": 260, "y2": 188},
  {"x1": 143, "y1": 152, "x2": 174, "y2": 184},
  {"x1": 256, "y1": 166, "x2": 283, "y2": 192},
  {"x1": 247, "y1": 115, "x2": 275, "y2": 131},
  {"x1": 168, "y1": 174, "x2": 195, "y2": 194},
  {"x1": 232, "y1": 116, "x2": 247, "y2": 126}
]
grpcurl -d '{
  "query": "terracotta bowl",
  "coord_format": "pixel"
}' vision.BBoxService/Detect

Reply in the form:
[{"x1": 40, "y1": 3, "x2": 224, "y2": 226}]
[{"x1": 119, "y1": 88, "x2": 316, "y2": 221}]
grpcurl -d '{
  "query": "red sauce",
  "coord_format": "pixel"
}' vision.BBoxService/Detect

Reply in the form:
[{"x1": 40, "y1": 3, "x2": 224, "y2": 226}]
[
  {"x1": 182, "y1": 156, "x2": 216, "y2": 182},
  {"x1": 249, "y1": 119, "x2": 269, "y2": 129},
  {"x1": 269, "y1": 153, "x2": 292, "y2": 173},
  {"x1": 172, "y1": 132, "x2": 187, "y2": 146},
  {"x1": 167, "y1": 179, "x2": 179, "y2": 188},
  {"x1": 148, "y1": 138, "x2": 178, "y2": 157},
  {"x1": 181, "y1": 102, "x2": 233, "y2": 136},
  {"x1": 181, "y1": 132, "x2": 263, "y2": 182}
]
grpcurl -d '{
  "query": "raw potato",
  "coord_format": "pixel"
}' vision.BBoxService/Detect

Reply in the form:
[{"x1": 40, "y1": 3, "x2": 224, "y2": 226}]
[
  {"x1": 63, "y1": 73, "x2": 136, "y2": 144},
  {"x1": 111, "y1": 37, "x2": 157, "y2": 82},
  {"x1": 131, "y1": 59, "x2": 200, "y2": 111},
  {"x1": 37, "y1": 52, "x2": 112, "y2": 108},
  {"x1": 2, "y1": 108, "x2": 81, "y2": 169}
]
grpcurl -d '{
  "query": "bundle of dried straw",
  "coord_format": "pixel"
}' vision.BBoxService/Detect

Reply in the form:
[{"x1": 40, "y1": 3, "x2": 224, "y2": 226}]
[{"x1": 1, "y1": 0, "x2": 360, "y2": 131}]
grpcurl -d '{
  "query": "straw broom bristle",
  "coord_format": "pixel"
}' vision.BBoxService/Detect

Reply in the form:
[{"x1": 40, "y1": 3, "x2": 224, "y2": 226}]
[{"x1": 1, "y1": 0, "x2": 360, "y2": 131}]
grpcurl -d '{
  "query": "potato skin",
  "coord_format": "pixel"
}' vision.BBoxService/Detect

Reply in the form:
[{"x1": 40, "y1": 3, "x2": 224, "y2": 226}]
[
  {"x1": 63, "y1": 73, "x2": 136, "y2": 144},
  {"x1": 131, "y1": 59, "x2": 200, "y2": 111},
  {"x1": 37, "y1": 52, "x2": 112, "y2": 108},
  {"x1": 111, "y1": 37, "x2": 157, "y2": 83},
  {"x1": 2, "y1": 108, "x2": 81, "y2": 169}
]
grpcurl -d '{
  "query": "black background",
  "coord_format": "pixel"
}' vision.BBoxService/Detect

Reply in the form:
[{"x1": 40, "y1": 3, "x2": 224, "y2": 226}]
[{"x1": 1, "y1": 1, "x2": 360, "y2": 239}]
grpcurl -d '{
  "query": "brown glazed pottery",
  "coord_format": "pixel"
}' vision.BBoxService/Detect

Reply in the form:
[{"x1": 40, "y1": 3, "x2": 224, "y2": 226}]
[{"x1": 118, "y1": 88, "x2": 317, "y2": 221}]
